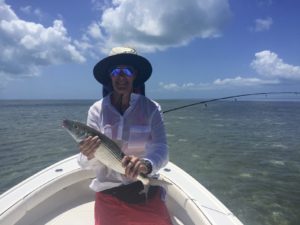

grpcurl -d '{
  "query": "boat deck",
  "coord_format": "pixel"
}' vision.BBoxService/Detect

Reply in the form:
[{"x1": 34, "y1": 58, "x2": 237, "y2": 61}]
[
  {"x1": 0, "y1": 155, "x2": 243, "y2": 225},
  {"x1": 12, "y1": 177, "x2": 186, "y2": 225},
  {"x1": 36, "y1": 201, "x2": 94, "y2": 225}
]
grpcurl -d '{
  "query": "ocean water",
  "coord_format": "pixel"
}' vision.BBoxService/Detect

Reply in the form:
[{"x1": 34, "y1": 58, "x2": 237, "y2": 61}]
[{"x1": 0, "y1": 99, "x2": 300, "y2": 225}]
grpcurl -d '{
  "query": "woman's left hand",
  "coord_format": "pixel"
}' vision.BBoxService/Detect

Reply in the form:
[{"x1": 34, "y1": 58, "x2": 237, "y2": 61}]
[{"x1": 121, "y1": 155, "x2": 148, "y2": 180}]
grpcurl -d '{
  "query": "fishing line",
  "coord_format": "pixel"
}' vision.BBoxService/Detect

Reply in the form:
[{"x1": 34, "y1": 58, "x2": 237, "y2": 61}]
[{"x1": 162, "y1": 91, "x2": 300, "y2": 114}]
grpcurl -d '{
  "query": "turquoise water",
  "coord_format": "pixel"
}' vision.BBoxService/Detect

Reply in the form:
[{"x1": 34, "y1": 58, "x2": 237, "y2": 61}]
[{"x1": 0, "y1": 99, "x2": 299, "y2": 225}]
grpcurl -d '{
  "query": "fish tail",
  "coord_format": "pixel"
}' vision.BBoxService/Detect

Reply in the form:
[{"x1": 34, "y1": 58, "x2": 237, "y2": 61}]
[{"x1": 139, "y1": 175, "x2": 172, "y2": 202}]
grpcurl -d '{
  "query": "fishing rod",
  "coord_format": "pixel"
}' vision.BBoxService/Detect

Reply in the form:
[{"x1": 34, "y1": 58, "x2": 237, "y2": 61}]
[{"x1": 162, "y1": 91, "x2": 300, "y2": 114}]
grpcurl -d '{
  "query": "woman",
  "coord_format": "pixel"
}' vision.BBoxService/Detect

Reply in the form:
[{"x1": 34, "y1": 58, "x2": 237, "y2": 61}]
[{"x1": 78, "y1": 47, "x2": 173, "y2": 225}]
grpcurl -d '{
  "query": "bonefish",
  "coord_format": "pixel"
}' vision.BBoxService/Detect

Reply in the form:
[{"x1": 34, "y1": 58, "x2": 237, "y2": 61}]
[{"x1": 62, "y1": 119, "x2": 171, "y2": 190}]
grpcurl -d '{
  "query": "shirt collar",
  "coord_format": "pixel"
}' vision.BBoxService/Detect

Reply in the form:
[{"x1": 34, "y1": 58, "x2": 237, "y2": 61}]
[
  {"x1": 129, "y1": 93, "x2": 140, "y2": 106},
  {"x1": 103, "y1": 92, "x2": 140, "y2": 107}
]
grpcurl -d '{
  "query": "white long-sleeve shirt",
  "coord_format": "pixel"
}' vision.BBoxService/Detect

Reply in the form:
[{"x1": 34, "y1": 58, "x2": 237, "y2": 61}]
[{"x1": 77, "y1": 93, "x2": 168, "y2": 192}]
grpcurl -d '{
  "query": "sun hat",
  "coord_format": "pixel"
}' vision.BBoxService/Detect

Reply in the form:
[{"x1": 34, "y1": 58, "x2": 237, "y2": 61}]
[{"x1": 93, "y1": 47, "x2": 152, "y2": 87}]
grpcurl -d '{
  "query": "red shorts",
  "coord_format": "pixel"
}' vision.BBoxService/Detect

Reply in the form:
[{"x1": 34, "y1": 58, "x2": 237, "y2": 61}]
[{"x1": 94, "y1": 188, "x2": 173, "y2": 225}]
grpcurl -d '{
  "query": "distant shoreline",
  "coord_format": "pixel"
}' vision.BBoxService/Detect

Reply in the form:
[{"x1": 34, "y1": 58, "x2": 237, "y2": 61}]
[{"x1": 1, "y1": 98, "x2": 300, "y2": 102}]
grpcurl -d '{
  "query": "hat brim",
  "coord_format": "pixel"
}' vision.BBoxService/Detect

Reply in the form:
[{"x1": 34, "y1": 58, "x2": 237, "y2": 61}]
[{"x1": 93, "y1": 53, "x2": 152, "y2": 87}]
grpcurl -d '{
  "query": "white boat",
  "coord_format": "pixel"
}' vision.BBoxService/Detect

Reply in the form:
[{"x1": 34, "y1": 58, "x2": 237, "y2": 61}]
[{"x1": 0, "y1": 155, "x2": 244, "y2": 225}]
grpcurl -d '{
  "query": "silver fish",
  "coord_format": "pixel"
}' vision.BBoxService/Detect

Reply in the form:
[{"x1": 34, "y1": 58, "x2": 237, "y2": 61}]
[{"x1": 62, "y1": 119, "x2": 170, "y2": 189}]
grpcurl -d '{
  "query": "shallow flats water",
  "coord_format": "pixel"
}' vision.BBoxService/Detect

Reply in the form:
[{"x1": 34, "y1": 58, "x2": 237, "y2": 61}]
[{"x1": 0, "y1": 99, "x2": 300, "y2": 225}]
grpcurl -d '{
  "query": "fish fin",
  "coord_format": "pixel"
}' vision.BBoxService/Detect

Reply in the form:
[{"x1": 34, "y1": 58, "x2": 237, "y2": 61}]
[
  {"x1": 148, "y1": 174, "x2": 172, "y2": 187},
  {"x1": 138, "y1": 173, "x2": 172, "y2": 187}
]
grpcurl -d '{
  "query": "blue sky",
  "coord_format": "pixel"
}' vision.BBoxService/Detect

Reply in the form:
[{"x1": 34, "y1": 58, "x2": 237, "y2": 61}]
[{"x1": 0, "y1": 0, "x2": 300, "y2": 99}]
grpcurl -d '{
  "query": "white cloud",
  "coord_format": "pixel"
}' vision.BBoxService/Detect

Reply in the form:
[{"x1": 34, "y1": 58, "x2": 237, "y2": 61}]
[
  {"x1": 20, "y1": 5, "x2": 32, "y2": 14},
  {"x1": 0, "y1": 1, "x2": 17, "y2": 20},
  {"x1": 159, "y1": 82, "x2": 212, "y2": 91},
  {"x1": 87, "y1": 22, "x2": 103, "y2": 39},
  {"x1": 251, "y1": 50, "x2": 300, "y2": 79},
  {"x1": 159, "y1": 50, "x2": 300, "y2": 93},
  {"x1": 20, "y1": 5, "x2": 44, "y2": 20},
  {"x1": 213, "y1": 76, "x2": 279, "y2": 86},
  {"x1": 87, "y1": 0, "x2": 231, "y2": 53},
  {"x1": 253, "y1": 17, "x2": 273, "y2": 32},
  {"x1": 0, "y1": 1, "x2": 85, "y2": 84},
  {"x1": 257, "y1": 0, "x2": 273, "y2": 7},
  {"x1": 160, "y1": 83, "x2": 180, "y2": 90},
  {"x1": 91, "y1": 0, "x2": 112, "y2": 12},
  {"x1": 159, "y1": 76, "x2": 279, "y2": 91}
]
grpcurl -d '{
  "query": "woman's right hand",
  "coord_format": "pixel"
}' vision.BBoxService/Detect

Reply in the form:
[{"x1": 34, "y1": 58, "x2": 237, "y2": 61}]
[{"x1": 79, "y1": 136, "x2": 101, "y2": 160}]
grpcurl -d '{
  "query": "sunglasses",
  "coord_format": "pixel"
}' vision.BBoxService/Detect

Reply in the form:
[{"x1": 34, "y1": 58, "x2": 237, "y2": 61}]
[{"x1": 110, "y1": 67, "x2": 134, "y2": 77}]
